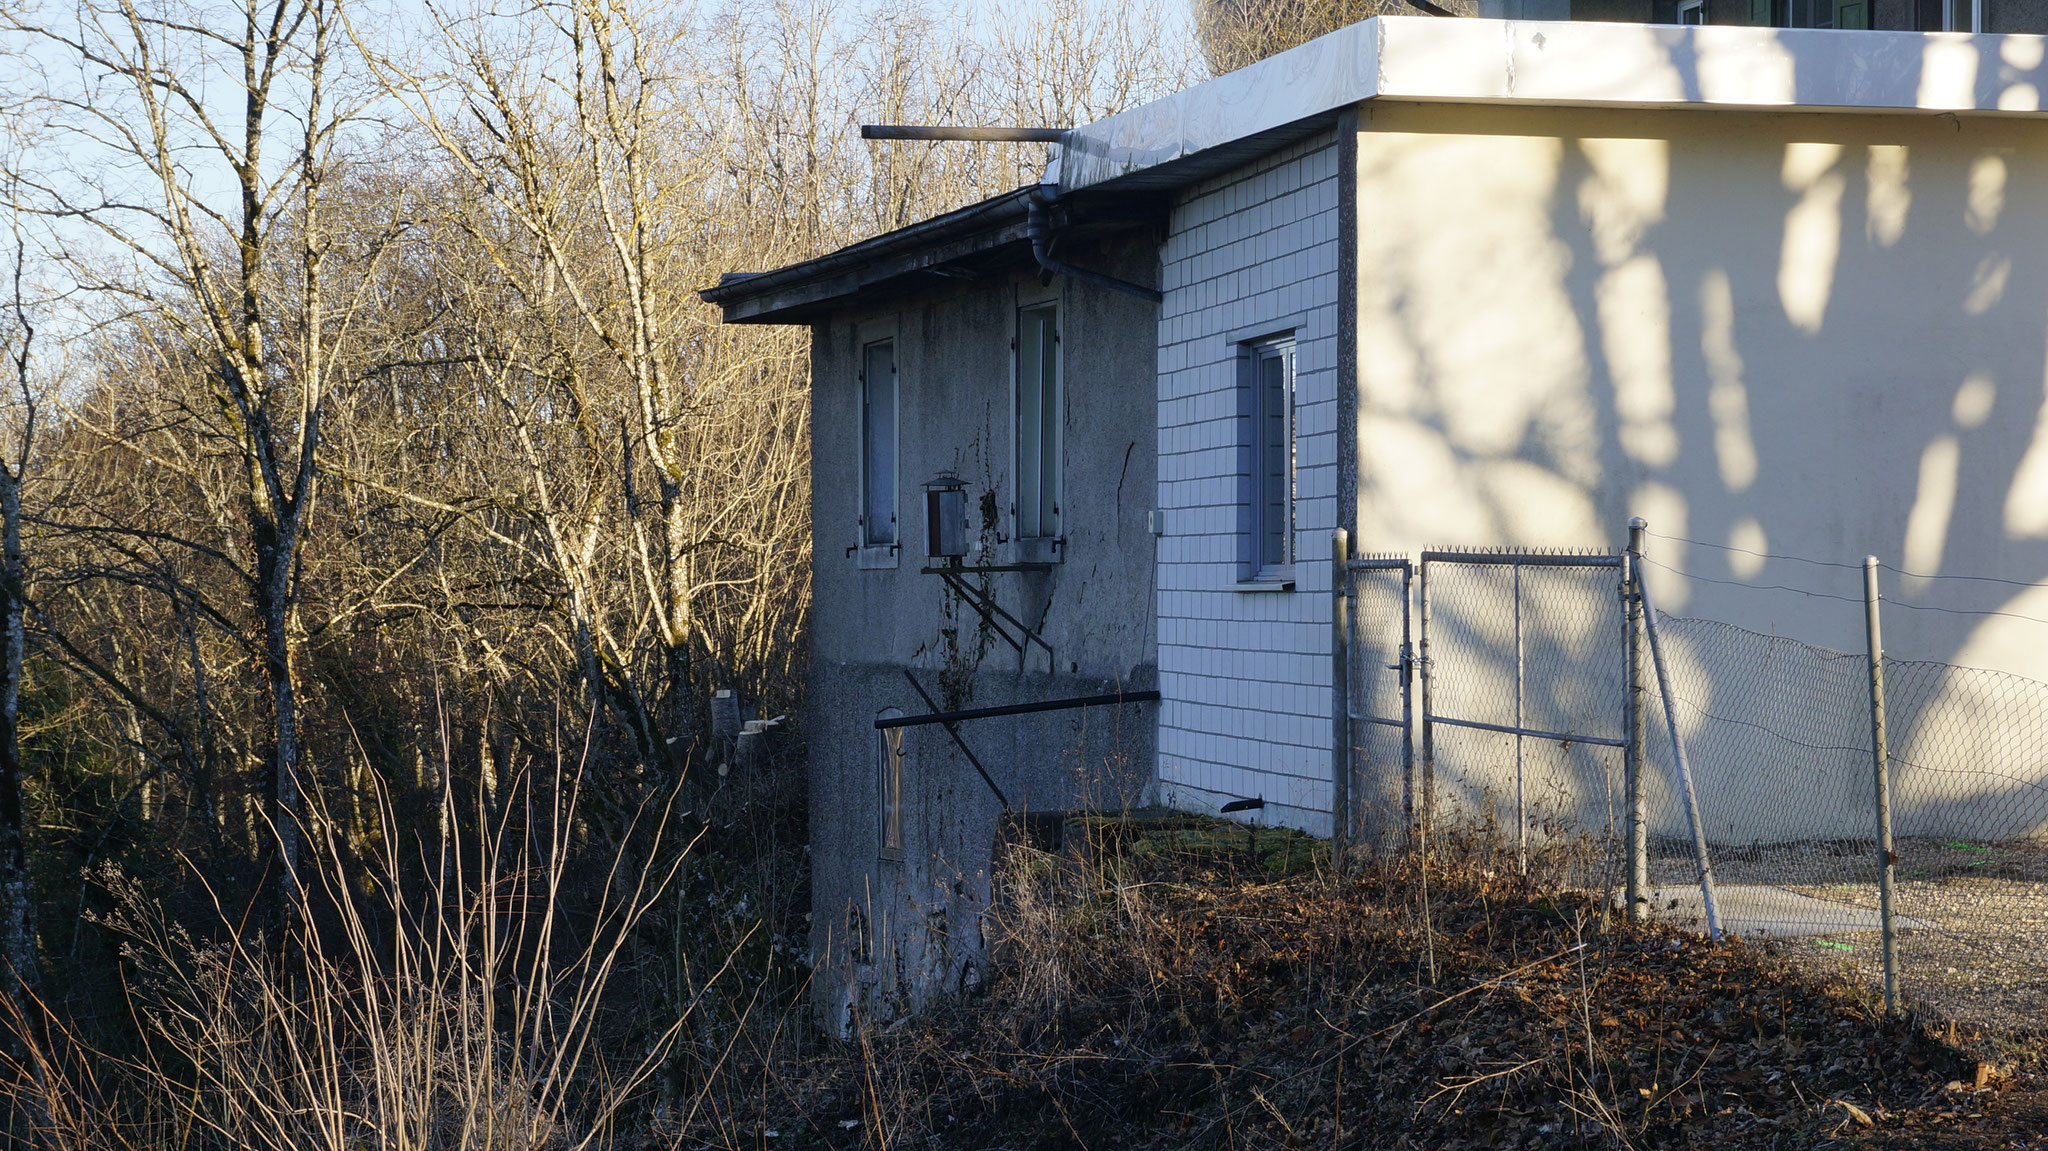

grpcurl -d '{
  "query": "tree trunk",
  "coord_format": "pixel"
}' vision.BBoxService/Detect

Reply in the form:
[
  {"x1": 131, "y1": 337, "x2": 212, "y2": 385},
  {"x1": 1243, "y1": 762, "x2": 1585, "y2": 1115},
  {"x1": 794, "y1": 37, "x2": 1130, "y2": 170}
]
[
  {"x1": 255, "y1": 515, "x2": 303, "y2": 921},
  {"x1": 0, "y1": 466, "x2": 41, "y2": 1009}
]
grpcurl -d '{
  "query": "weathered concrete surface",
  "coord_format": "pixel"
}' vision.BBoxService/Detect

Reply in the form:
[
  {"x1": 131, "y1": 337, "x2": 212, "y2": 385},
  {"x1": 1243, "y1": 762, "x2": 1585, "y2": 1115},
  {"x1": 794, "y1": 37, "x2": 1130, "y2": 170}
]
[
  {"x1": 805, "y1": 229, "x2": 1162, "y2": 1034},
  {"x1": 1629, "y1": 884, "x2": 1931, "y2": 937}
]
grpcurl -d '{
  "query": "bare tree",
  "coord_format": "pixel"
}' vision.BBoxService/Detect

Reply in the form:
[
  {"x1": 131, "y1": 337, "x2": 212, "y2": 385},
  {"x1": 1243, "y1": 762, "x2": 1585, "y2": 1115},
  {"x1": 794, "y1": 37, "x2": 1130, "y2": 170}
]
[
  {"x1": 5, "y1": 0, "x2": 399, "y2": 919},
  {"x1": 1195, "y1": 0, "x2": 1448, "y2": 74}
]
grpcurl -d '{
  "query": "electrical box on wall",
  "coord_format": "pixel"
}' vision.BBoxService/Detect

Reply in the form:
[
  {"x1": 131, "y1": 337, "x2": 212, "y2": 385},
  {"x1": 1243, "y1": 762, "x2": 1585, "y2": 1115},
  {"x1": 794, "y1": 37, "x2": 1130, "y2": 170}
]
[{"x1": 925, "y1": 473, "x2": 968, "y2": 561}]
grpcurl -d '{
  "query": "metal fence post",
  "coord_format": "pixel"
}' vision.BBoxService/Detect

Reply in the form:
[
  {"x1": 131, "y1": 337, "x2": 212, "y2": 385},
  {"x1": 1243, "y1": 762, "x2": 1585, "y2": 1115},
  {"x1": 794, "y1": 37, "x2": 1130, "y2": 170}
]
[
  {"x1": 1399, "y1": 562, "x2": 1416, "y2": 843},
  {"x1": 1625, "y1": 519, "x2": 1648, "y2": 922},
  {"x1": 1863, "y1": 556, "x2": 1902, "y2": 1016},
  {"x1": 1637, "y1": 560, "x2": 1723, "y2": 941},
  {"x1": 1332, "y1": 529, "x2": 1351, "y2": 866},
  {"x1": 1513, "y1": 561, "x2": 1527, "y2": 877},
  {"x1": 1416, "y1": 560, "x2": 1435, "y2": 853}
]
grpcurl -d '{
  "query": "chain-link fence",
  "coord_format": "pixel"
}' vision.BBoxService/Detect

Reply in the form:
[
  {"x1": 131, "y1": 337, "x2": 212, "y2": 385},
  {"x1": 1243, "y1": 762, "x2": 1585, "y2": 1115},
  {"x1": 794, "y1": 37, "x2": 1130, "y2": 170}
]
[
  {"x1": 1341, "y1": 530, "x2": 2048, "y2": 1033},
  {"x1": 1414, "y1": 552, "x2": 1631, "y2": 893},
  {"x1": 1649, "y1": 612, "x2": 2048, "y2": 1032}
]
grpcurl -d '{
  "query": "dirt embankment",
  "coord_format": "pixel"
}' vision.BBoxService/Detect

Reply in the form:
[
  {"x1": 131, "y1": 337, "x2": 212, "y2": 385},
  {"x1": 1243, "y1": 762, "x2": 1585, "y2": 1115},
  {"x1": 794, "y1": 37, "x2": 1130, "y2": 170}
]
[{"x1": 683, "y1": 824, "x2": 2048, "y2": 1150}]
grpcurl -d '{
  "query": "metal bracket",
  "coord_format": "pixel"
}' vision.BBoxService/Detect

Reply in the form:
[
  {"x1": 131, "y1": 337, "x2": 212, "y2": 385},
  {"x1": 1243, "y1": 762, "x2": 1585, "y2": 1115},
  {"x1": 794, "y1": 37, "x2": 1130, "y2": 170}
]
[{"x1": 929, "y1": 567, "x2": 1055, "y2": 670}]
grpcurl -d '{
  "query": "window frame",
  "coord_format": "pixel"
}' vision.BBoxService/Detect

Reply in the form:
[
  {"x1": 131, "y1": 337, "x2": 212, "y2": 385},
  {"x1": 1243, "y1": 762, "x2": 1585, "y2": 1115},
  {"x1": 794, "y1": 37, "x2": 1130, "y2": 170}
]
[
  {"x1": 1012, "y1": 298, "x2": 1063, "y2": 563},
  {"x1": 857, "y1": 331, "x2": 900, "y2": 569},
  {"x1": 1238, "y1": 332, "x2": 1298, "y2": 588}
]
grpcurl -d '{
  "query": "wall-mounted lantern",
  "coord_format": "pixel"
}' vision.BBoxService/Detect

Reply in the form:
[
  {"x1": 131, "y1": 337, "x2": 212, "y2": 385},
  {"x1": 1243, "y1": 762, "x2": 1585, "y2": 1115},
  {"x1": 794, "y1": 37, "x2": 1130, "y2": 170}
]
[{"x1": 925, "y1": 472, "x2": 968, "y2": 563}]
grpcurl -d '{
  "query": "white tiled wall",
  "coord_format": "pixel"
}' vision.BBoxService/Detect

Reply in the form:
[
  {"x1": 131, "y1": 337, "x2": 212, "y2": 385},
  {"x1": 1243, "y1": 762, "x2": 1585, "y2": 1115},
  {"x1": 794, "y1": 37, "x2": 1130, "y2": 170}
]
[{"x1": 1154, "y1": 131, "x2": 1342, "y2": 836}]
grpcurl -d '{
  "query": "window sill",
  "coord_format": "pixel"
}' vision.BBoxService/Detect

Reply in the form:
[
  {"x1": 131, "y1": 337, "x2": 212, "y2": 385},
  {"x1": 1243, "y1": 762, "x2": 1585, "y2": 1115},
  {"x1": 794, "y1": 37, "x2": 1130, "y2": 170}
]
[
  {"x1": 1236, "y1": 570, "x2": 1295, "y2": 592},
  {"x1": 856, "y1": 545, "x2": 900, "y2": 570},
  {"x1": 1015, "y1": 536, "x2": 1064, "y2": 565}
]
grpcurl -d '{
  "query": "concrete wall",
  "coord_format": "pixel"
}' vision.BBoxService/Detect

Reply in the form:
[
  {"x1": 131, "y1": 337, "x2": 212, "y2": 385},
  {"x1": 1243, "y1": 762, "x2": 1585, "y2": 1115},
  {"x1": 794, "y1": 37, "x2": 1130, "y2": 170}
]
[
  {"x1": 1348, "y1": 100, "x2": 2048, "y2": 842},
  {"x1": 806, "y1": 233, "x2": 1159, "y2": 1032},
  {"x1": 1155, "y1": 131, "x2": 1345, "y2": 835}
]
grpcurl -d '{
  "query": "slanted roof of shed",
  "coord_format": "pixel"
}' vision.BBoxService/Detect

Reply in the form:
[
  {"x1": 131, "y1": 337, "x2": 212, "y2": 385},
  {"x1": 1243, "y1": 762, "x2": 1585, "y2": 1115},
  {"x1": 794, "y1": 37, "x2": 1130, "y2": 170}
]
[
  {"x1": 706, "y1": 17, "x2": 2048, "y2": 321},
  {"x1": 700, "y1": 186, "x2": 1037, "y2": 324}
]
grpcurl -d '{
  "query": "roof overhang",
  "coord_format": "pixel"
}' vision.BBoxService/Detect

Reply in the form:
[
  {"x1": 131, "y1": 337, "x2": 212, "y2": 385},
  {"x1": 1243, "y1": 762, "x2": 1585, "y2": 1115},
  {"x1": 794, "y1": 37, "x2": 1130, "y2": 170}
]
[
  {"x1": 699, "y1": 187, "x2": 1164, "y2": 323},
  {"x1": 1056, "y1": 17, "x2": 2048, "y2": 193},
  {"x1": 700, "y1": 188, "x2": 1033, "y2": 324}
]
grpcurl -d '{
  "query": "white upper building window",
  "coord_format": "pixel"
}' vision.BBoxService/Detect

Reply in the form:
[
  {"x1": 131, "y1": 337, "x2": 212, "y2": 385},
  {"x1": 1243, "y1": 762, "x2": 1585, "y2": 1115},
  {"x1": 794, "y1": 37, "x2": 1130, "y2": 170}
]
[{"x1": 1015, "y1": 303, "x2": 1062, "y2": 550}]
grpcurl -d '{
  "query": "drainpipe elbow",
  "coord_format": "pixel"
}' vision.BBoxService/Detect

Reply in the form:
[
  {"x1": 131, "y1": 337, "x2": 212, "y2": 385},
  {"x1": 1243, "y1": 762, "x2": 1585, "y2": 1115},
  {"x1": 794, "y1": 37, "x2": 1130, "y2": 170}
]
[{"x1": 1025, "y1": 188, "x2": 1162, "y2": 305}]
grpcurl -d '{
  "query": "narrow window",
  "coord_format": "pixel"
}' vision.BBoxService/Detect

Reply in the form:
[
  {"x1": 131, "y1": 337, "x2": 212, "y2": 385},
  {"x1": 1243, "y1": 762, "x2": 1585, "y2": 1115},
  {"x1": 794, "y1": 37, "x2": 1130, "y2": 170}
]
[
  {"x1": 861, "y1": 340, "x2": 897, "y2": 549},
  {"x1": 847, "y1": 903, "x2": 873, "y2": 965},
  {"x1": 1771, "y1": 0, "x2": 1840, "y2": 26},
  {"x1": 1015, "y1": 303, "x2": 1061, "y2": 544},
  {"x1": 1677, "y1": 0, "x2": 1705, "y2": 22},
  {"x1": 877, "y1": 708, "x2": 904, "y2": 859},
  {"x1": 1251, "y1": 337, "x2": 1297, "y2": 576}
]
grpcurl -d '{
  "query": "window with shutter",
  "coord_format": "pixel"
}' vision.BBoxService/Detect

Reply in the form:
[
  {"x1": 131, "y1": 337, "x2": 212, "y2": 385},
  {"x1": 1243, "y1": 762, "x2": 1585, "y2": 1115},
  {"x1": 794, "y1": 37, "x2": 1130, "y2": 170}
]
[
  {"x1": 1239, "y1": 334, "x2": 1297, "y2": 583},
  {"x1": 1015, "y1": 303, "x2": 1062, "y2": 553},
  {"x1": 860, "y1": 339, "x2": 899, "y2": 561}
]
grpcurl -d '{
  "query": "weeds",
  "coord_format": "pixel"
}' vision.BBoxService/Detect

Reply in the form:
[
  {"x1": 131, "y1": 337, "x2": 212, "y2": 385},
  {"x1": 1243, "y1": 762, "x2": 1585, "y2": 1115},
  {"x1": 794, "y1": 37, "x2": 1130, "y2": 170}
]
[
  {"x1": 706, "y1": 815, "x2": 2042, "y2": 1150},
  {"x1": 0, "y1": 735, "x2": 781, "y2": 1151}
]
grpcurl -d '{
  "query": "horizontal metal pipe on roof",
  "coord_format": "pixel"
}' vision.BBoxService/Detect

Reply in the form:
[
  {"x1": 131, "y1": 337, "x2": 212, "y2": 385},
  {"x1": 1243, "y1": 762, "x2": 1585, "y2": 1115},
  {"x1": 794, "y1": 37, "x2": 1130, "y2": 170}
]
[{"x1": 864, "y1": 125, "x2": 1067, "y2": 143}]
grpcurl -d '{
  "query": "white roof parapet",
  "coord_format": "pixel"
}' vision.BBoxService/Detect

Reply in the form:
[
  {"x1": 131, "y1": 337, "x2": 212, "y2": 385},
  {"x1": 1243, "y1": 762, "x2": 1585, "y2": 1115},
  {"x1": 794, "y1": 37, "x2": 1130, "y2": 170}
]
[{"x1": 1057, "y1": 16, "x2": 2048, "y2": 193}]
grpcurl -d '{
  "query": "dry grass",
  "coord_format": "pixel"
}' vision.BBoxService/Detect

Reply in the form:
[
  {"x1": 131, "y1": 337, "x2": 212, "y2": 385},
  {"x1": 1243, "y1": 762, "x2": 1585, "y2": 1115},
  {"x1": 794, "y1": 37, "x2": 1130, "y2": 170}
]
[
  {"x1": 688, "y1": 817, "x2": 2048, "y2": 1150},
  {"x1": 0, "y1": 750, "x2": 753, "y2": 1151}
]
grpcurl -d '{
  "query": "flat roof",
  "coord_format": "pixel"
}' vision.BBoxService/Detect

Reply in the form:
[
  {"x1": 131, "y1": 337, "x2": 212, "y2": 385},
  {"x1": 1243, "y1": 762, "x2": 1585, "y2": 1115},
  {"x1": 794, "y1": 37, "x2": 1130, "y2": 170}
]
[
  {"x1": 708, "y1": 17, "x2": 2048, "y2": 321},
  {"x1": 1057, "y1": 17, "x2": 2048, "y2": 192}
]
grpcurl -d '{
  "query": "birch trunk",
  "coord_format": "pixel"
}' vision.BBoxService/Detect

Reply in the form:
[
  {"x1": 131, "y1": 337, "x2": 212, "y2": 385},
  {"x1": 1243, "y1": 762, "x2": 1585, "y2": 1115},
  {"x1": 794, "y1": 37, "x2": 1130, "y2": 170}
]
[{"x1": 0, "y1": 463, "x2": 39, "y2": 1005}]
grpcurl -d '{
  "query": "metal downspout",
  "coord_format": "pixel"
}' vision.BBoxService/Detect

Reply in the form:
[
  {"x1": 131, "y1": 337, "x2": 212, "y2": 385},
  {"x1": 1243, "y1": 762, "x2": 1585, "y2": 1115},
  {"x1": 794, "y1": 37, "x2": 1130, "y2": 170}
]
[{"x1": 1026, "y1": 189, "x2": 1162, "y2": 303}]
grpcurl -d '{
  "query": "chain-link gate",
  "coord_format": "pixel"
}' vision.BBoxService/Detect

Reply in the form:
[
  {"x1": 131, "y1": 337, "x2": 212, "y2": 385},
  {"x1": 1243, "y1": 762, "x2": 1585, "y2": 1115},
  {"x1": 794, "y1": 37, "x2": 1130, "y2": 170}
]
[
  {"x1": 1339, "y1": 555, "x2": 1412, "y2": 855},
  {"x1": 1338, "y1": 546, "x2": 1633, "y2": 879},
  {"x1": 1416, "y1": 551, "x2": 1631, "y2": 886}
]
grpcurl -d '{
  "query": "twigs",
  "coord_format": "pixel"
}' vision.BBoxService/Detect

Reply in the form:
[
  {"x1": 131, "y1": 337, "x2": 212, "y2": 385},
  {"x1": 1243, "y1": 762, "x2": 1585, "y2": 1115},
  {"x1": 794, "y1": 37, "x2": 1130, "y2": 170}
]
[{"x1": 717, "y1": 818, "x2": 2017, "y2": 1150}]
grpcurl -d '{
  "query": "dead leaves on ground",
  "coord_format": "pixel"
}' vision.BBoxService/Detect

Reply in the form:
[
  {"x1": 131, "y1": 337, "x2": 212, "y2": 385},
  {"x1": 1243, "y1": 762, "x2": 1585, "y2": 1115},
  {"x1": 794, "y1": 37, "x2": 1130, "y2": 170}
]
[{"x1": 711, "y1": 854, "x2": 2048, "y2": 1151}]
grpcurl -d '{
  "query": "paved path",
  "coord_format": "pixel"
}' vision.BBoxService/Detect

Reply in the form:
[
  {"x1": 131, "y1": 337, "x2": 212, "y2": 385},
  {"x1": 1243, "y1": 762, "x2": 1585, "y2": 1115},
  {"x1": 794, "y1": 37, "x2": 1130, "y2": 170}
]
[{"x1": 1626, "y1": 884, "x2": 1930, "y2": 938}]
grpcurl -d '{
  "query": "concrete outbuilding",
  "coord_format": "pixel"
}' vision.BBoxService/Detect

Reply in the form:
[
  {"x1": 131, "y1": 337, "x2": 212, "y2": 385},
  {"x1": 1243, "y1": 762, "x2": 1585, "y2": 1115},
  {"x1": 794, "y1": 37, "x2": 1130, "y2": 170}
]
[{"x1": 705, "y1": 17, "x2": 2048, "y2": 1026}]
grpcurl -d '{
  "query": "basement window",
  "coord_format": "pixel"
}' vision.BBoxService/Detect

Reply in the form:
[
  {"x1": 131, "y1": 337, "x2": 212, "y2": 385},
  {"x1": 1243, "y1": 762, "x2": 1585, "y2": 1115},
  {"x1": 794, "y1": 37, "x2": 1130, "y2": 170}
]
[
  {"x1": 1014, "y1": 302, "x2": 1062, "y2": 562},
  {"x1": 877, "y1": 708, "x2": 905, "y2": 860},
  {"x1": 859, "y1": 338, "x2": 899, "y2": 567}
]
